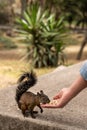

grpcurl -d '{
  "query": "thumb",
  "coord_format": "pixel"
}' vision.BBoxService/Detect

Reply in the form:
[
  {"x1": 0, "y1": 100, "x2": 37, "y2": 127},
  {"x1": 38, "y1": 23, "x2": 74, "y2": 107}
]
[{"x1": 53, "y1": 90, "x2": 63, "y2": 100}]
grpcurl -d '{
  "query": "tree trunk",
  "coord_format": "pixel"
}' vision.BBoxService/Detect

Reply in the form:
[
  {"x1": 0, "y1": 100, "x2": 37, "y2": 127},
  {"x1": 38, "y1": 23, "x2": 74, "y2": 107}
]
[{"x1": 76, "y1": 32, "x2": 87, "y2": 60}]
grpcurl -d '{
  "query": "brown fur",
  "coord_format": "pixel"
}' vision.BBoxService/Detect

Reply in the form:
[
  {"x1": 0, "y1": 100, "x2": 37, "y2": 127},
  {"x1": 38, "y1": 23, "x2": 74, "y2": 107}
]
[{"x1": 15, "y1": 71, "x2": 50, "y2": 118}]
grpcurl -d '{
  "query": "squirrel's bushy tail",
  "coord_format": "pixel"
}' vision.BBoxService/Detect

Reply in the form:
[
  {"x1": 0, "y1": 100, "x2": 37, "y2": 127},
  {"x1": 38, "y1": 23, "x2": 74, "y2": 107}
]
[{"x1": 15, "y1": 71, "x2": 37, "y2": 103}]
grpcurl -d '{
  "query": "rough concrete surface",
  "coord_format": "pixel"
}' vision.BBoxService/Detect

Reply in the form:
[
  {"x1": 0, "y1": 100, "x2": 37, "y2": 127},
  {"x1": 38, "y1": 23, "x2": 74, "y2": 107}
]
[{"x1": 0, "y1": 61, "x2": 87, "y2": 130}]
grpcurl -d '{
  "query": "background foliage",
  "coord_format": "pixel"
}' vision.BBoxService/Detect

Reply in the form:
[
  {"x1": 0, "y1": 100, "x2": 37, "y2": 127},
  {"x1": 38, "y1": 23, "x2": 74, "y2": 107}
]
[
  {"x1": 0, "y1": 0, "x2": 87, "y2": 68},
  {"x1": 16, "y1": 3, "x2": 68, "y2": 68}
]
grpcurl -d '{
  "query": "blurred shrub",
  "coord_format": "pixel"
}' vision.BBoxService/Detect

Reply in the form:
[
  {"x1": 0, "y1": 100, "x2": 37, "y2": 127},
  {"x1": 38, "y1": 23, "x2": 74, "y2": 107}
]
[{"x1": 16, "y1": 3, "x2": 67, "y2": 68}]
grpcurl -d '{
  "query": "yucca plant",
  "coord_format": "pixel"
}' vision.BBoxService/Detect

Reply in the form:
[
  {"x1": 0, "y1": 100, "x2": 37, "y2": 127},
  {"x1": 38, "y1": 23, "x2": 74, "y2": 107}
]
[{"x1": 16, "y1": 3, "x2": 67, "y2": 68}]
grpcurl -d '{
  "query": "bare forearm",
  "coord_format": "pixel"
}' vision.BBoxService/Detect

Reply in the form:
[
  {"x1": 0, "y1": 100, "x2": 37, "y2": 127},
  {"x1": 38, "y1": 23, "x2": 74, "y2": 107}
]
[
  {"x1": 42, "y1": 62, "x2": 87, "y2": 108},
  {"x1": 68, "y1": 75, "x2": 87, "y2": 99}
]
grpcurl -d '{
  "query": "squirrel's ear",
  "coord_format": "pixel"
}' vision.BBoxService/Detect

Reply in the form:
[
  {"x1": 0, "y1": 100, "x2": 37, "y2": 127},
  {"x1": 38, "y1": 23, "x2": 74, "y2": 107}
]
[
  {"x1": 37, "y1": 92, "x2": 40, "y2": 95},
  {"x1": 40, "y1": 90, "x2": 44, "y2": 94}
]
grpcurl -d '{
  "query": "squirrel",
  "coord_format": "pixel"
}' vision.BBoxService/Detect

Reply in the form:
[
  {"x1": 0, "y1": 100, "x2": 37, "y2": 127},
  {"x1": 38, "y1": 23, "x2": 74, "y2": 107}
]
[{"x1": 15, "y1": 71, "x2": 50, "y2": 118}]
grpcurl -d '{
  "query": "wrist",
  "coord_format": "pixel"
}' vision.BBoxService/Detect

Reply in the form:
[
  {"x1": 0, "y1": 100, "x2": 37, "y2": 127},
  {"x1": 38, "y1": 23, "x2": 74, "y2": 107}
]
[{"x1": 67, "y1": 87, "x2": 76, "y2": 100}]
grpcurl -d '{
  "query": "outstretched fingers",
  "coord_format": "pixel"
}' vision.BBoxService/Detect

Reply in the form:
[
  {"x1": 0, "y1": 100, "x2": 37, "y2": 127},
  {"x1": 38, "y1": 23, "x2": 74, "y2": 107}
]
[{"x1": 41, "y1": 99, "x2": 61, "y2": 108}]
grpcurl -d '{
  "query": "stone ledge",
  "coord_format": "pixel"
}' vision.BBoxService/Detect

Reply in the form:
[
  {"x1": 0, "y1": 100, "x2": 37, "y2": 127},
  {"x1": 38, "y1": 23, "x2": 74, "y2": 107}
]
[{"x1": 0, "y1": 61, "x2": 87, "y2": 130}]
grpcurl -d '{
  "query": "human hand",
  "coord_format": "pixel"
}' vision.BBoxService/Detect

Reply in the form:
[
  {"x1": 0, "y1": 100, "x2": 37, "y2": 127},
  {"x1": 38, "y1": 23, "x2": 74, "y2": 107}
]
[{"x1": 41, "y1": 88, "x2": 71, "y2": 108}]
